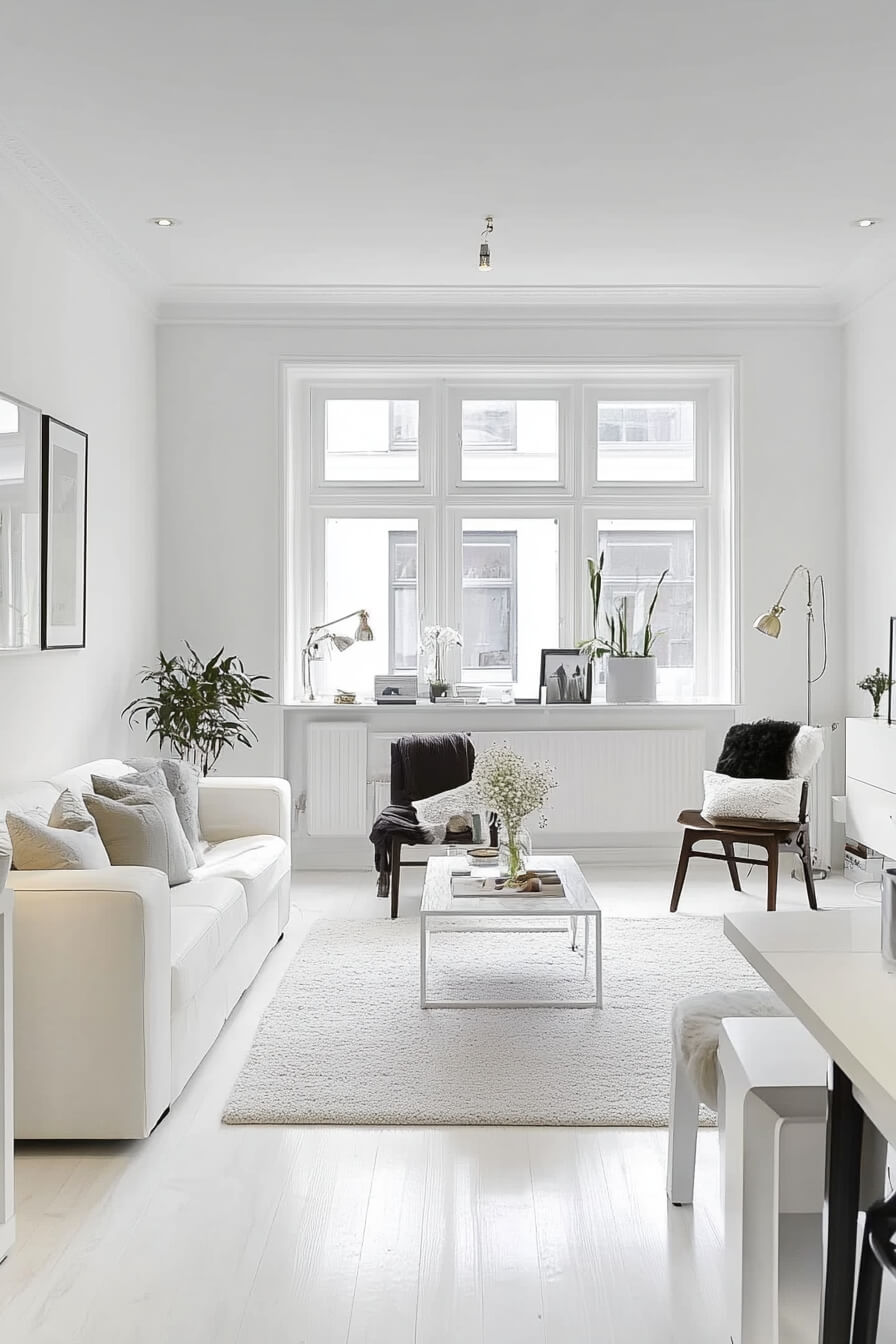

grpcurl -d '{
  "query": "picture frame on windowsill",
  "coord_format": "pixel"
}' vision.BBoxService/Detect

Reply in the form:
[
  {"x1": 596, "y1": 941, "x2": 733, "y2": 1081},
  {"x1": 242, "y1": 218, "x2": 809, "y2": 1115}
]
[{"x1": 539, "y1": 649, "x2": 593, "y2": 705}]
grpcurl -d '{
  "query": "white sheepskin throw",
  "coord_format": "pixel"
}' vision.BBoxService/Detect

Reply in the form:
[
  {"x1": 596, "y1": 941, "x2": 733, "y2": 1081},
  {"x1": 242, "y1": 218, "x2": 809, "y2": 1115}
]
[
  {"x1": 789, "y1": 725, "x2": 825, "y2": 778},
  {"x1": 671, "y1": 989, "x2": 791, "y2": 1109},
  {"x1": 702, "y1": 771, "x2": 803, "y2": 825}
]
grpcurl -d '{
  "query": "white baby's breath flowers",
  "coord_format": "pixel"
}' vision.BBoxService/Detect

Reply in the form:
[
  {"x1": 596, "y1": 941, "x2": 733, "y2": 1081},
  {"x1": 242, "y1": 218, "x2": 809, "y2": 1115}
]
[{"x1": 471, "y1": 744, "x2": 556, "y2": 833}]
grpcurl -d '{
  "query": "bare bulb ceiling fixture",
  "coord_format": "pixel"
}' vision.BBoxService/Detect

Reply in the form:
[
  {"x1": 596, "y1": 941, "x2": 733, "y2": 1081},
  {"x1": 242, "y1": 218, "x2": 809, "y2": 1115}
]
[{"x1": 479, "y1": 216, "x2": 494, "y2": 271}]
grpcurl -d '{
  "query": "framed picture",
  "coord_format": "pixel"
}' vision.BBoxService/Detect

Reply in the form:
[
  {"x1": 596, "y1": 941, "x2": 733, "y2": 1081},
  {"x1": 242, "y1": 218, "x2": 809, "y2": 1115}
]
[
  {"x1": 0, "y1": 391, "x2": 42, "y2": 651},
  {"x1": 889, "y1": 617, "x2": 896, "y2": 725},
  {"x1": 539, "y1": 649, "x2": 593, "y2": 705},
  {"x1": 41, "y1": 416, "x2": 87, "y2": 649},
  {"x1": 374, "y1": 673, "x2": 418, "y2": 705}
]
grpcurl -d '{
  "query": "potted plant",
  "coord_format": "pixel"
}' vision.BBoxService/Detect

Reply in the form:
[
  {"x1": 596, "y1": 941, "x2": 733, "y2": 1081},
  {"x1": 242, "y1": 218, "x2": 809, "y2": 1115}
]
[
  {"x1": 857, "y1": 667, "x2": 894, "y2": 719},
  {"x1": 578, "y1": 554, "x2": 668, "y2": 704},
  {"x1": 471, "y1": 744, "x2": 556, "y2": 886},
  {"x1": 123, "y1": 644, "x2": 272, "y2": 775},
  {"x1": 420, "y1": 624, "x2": 462, "y2": 700}
]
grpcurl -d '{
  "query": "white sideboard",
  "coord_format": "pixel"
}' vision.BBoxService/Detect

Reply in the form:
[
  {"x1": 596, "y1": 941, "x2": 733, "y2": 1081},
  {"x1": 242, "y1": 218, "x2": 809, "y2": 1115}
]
[
  {"x1": 845, "y1": 717, "x2": 896, "y2": 861},
  {"x1": 0, "y1": 876, "x2": 12, "y2": 1263}
]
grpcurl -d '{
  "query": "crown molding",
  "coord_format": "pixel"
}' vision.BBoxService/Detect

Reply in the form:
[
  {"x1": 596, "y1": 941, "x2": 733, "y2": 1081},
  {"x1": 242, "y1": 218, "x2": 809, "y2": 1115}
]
[
  {"x1": 0, "y1": 119, "x2": 158, "y2": 307},
  {"x1": 157, "y1": 283, "x2": 840, "y2": 328},
  {"x1": 831, "y1": 252, "x2": 896, "y2": 323}
]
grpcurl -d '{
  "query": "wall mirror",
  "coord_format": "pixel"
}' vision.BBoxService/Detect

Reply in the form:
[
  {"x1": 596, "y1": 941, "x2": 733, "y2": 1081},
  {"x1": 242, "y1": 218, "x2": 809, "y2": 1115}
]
[{"x1": 0, "y1": 392, "x2": 42, "y2": 650}]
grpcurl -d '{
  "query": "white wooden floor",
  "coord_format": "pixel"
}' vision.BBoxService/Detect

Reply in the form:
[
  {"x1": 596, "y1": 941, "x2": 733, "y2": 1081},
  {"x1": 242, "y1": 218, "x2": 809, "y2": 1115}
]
[{"x1": 0, "y1": 863, "x2": 884, "y2": 1344}]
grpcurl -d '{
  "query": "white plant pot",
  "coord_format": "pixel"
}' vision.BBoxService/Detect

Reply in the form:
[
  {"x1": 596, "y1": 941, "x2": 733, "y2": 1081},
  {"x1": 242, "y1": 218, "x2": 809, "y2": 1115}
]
[{"x1": 605, "y1": 656, "x2": 657, "y2": 704}]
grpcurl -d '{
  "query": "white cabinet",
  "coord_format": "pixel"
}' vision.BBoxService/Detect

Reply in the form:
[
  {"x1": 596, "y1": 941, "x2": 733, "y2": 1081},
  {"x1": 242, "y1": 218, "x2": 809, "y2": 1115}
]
[
  {"x1": 0, "y1": 877, "x2": 12, "y2": 1263},
  {"x1": 846, "y1": 718, "x2": 896, "y2": 859}
]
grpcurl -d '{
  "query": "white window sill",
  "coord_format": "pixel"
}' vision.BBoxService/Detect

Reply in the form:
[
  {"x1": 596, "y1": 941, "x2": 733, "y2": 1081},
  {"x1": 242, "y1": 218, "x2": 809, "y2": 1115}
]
[{"x1": 282, "y1": 698, "x2": 737, "y2": 711}]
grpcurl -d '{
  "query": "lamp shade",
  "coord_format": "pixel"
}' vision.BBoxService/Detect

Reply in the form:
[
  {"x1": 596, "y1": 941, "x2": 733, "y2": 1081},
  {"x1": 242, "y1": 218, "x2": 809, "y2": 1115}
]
[
  {"x1": 331, "y1": 634, "x2": 354, "y2": 653},
  {"x1": 355, "y1": 611, "x2": 374, "y2": 642},
  {"x1": 753, "y1": 607, "x2": 783, "y2": 638}
]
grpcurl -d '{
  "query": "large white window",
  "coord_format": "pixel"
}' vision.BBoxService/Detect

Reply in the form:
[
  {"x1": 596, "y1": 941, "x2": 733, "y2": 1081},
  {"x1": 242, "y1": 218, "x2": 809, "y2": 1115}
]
[{"x1": 292, "y1": 366, "x2": 735, "y2": 703}]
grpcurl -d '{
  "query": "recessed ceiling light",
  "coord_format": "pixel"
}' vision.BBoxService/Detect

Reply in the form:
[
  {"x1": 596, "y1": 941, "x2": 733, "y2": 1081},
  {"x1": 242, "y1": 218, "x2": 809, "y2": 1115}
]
[
  {"x1": 149, "y1": 216, "x2": 177, "y2": 228},
  {"x1": 854, "y1": 217, "x2": 879, "y2": 228}
]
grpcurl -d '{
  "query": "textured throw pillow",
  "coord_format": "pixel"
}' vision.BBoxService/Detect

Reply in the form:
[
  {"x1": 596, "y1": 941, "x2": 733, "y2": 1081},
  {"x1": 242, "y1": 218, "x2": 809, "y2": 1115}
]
[
  {"x1": 702, "y1": 771, "x2": 803, "y2": 825},
  {"x1": 125, "y1": 756, "x2": 204, "y2": 864},
  {"x1": 7, "y1": 789, "x2": 111, "y2": 871},
  {"x1": 789, "y1": 725, "x2": 825, "y2": 779},
  {"x1": 411, "y1": 783, "x2": 484, "y2": 839},
  {"x1": 85, "y1": 784, "x2": 193, "y2": 885},
  {"x1": 715, "y1": 720, "x2": 801, "y2": 780}
]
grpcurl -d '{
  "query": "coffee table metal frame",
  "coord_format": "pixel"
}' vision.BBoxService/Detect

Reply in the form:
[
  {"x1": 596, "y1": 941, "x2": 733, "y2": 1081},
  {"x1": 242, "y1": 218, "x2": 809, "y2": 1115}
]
[{"x1": 419, "y1": 855, "x2": 602, "y2": 1009}]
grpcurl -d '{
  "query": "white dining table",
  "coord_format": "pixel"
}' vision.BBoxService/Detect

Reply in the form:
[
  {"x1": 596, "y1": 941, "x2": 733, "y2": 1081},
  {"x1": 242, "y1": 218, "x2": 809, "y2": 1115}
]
[{"x1": 724, "y1": 907, "x2": 896, "y2": 1344}]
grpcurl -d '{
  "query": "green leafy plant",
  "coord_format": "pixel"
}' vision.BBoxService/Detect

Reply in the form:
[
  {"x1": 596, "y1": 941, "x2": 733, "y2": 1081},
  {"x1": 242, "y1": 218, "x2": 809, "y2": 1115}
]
[
  {"x1": 578, "y1": 554, "x2": 669, "y2": 660},
  {"x1": 123, "y1": 644, "x2": 273, "y2": 775},
  {"x1": 857, "y1": 666, "x2": 894, "y2": 719}
]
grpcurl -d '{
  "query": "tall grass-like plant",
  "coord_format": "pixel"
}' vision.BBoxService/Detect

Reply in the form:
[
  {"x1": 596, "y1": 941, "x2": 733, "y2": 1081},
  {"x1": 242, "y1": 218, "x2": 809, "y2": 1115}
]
[
  {"x1": 123, "y1": 644, "x2": 272, "y2": 775},
  {"x1": 578, "y1": 554, "x2": 669, "y2": 660}
]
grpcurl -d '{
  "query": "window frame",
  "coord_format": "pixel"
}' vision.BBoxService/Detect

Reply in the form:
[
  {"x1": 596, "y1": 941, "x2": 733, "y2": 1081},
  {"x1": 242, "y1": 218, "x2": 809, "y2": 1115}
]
[
  {"x1": 444, "y1": 383, "x2": 573, "y2": 494},
  {"x1": 290, "y1": 363, "x2": 737, "y2": 705},
  {"x1": 460, "y1": 528, "x2": 519, "y2": 680},
  {"x1": 310, "y1": 383, "x2": 435, "y2": 492}
]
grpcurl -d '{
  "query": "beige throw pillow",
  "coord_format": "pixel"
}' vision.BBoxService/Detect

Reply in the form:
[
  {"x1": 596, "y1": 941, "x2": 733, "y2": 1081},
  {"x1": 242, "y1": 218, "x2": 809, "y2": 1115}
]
[
  {"x1": 125, "y1": 757, "x2": 204, "y2": 864},
  {"x1": 85, "y1": 785, "x2": 193, "y2": 886},
  {"x1": 7, "y1": 789, "x2": 111, "y2": 871}
]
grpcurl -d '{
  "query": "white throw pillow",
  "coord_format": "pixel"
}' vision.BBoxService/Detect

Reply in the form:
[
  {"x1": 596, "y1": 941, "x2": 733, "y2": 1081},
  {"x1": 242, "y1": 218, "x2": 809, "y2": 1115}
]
[
  {"x1": 411, "y1": 782, "x2": 484, "y2": 837},
  {"x1": 702, "y1": 771, "x2": 803, "y2": 825},
  {"x1": 7, "y1": 789, "x2": 111, "y2": 871},
  {"x1": 789, "y1": 725, "x2": 825, "y2": 779}
]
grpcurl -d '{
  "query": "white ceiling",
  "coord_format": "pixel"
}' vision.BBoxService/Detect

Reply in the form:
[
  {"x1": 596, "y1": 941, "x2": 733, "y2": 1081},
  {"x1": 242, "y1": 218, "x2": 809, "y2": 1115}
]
[{"x1": 2, "y1": 0, "x2": 895, "y2": 293}]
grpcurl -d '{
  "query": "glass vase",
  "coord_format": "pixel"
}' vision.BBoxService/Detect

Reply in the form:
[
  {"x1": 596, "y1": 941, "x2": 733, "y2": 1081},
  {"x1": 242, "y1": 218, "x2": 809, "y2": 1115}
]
[{"x1": 497, "y1": 821, "x2": 532, "y2": 885}]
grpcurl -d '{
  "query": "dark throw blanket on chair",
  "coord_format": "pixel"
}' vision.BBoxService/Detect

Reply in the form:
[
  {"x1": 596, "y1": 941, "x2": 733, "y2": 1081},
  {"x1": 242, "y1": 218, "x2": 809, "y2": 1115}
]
[
  {"x1": 370, "y1": 733, "x2": 476, "y2": 897},
  {"x1": 715, "y1": 719, "x2": 801, "y2": 779}
]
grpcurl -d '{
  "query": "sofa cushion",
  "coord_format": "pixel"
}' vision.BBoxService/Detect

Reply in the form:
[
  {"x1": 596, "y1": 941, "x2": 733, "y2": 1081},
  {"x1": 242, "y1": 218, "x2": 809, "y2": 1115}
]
[
  {"x1": 84, "y1": 790, "x2": 193, "y2": 886},
  {"x1": 127, "y1": 757, "x2": 203, "y2": 865},
  {"x1": 190, "y1": 834, "x2": 289, "y2": 917},
  {"x1": 170, "y1": 876, "x2": 247, "y2": 1010},
  {"x1": 48, "y1": 759, "x2": 131, "y2": 797},
  {"x1": 7, "y1": 789, "x2": 110, "y2": 871},
  {"x1": 0, "y1": 781, "x2": 58, "y2": 859}
]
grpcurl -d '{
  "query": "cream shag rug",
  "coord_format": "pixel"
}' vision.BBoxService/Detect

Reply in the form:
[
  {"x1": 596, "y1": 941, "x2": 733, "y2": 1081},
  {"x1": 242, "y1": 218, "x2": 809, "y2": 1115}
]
[{"x1": 223, "y1": 915, "x2": 763, "y2": 1127}]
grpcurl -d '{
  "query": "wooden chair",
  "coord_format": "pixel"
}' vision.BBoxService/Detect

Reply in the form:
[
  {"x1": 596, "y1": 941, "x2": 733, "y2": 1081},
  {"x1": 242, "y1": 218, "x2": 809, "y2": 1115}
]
[{"x1": 670, "y1": 780, "x2": 817, "y2": 913}]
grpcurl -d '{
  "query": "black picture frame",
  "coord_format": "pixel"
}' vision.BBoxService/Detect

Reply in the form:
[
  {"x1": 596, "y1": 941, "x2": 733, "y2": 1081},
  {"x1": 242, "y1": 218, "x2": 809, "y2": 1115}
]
[
  {"x1": 41, "y1": 415, "x2": 88, "y2": 650},
  {"x1": 539, "y1": 648, "x2": 593, "y2": 705},
  {"x1": 889, "y1": 617, "x2": 896, "y2": 725}
]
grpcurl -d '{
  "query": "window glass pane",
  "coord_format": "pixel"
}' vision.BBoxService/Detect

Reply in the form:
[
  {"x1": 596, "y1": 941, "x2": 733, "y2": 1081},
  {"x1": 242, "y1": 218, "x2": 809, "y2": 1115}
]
[
  {"x1": 461, "y1": 399, "x2": 559, "y2": 482},
  {"x1": 461, "y1": 517, "x2": 559, "y2": 698},
  {"x1": 596, "y1": 401, "x2": 695, "y2": 482},
  {"x1": 596, "y1": 519, "x2": 696, "y2": 698},
  {"x1": 320, "y1": 517, "x2": 418, "y2": 698},
  {"x1": 324, "y1": 399, "x2": 419, "y2": 481}
]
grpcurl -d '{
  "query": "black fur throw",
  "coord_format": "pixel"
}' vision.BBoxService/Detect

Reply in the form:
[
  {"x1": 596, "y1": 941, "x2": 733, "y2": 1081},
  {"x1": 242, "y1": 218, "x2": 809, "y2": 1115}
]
[{"x1": 715, "y1": 719, "x2": 801, "y2": 779}]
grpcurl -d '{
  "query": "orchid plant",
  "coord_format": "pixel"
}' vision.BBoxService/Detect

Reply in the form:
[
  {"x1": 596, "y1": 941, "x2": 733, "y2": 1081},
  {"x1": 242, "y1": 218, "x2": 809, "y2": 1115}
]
[{"x1": 420, "y1": 624, "x2": 463, "y2": 690}]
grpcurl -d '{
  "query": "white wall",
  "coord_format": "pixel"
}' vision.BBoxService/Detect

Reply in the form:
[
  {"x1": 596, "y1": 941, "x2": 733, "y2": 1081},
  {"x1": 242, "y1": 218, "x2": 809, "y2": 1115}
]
[
  {"x1": 844, "y1": 280, "x2": 896, "y2": 714},
  {"x1": 0, "y1": 183, "x2": 158, "y2": 779},
  {"x1": 157, "y1": 317, "x2": 844, "y2": 736}
]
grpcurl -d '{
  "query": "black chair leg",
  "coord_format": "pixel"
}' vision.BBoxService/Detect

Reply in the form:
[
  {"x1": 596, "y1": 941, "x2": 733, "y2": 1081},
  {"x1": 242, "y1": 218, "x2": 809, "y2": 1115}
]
[
  {"x1": 799, "y1": 829, "x2": 819, "y2": 910},
  {"x1": 390, "y1": 837, "x2": 401, "y2": 920},
  {"x1": 670, "y1": 833, "x2": 694, "y2": 912}
]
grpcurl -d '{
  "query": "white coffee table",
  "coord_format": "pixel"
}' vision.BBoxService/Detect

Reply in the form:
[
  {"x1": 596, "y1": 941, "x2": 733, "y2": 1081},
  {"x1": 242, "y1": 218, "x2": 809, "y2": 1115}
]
[{"x1": 420, "y1": 854, "x2": 602, "y2": 1009}]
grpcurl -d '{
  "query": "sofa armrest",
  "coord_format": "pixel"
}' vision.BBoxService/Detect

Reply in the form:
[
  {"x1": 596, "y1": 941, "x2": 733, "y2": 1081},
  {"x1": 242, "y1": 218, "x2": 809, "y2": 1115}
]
[
  {"x1": 8, "y1": 868, "x2": 171, "y2": 1139},
  {"x1": 198, "y1": 777, "x2": 291, "y2": 848}
]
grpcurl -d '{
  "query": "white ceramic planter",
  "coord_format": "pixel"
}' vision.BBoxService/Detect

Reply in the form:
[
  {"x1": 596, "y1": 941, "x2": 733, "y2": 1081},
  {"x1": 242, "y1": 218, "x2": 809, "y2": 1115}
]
[{"x1": 606, "y1": 655, "x2": 657, "y2": 704}]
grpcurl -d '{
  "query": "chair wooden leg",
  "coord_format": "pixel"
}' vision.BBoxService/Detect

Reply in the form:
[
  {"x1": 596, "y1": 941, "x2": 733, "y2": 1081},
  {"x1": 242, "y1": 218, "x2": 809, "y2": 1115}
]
[
  {"x1": 800, "y1": 829, "x2": 818, "y2": 910},
  {"x1": 670, "y1": 833, "x2": 694, "y2": 912},
  {"x1": 722, "y1": 841, "x2": 742, "y2": 892},
  {"x1": 390, "y1": 838, "x2": 401, "y2": 920},
  {"x1": 765, "y1": 840, "x2": 779, "y2": 912}
]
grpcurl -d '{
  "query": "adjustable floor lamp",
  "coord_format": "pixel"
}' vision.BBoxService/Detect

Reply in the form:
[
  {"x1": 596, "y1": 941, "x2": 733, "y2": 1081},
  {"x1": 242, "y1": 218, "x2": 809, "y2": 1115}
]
[
  {"x1": 753, "y1": 564, "x2": 827, "y2": 726},
  {"x1": 302, "y1": 609, "x2": 374, "y2": 701}
]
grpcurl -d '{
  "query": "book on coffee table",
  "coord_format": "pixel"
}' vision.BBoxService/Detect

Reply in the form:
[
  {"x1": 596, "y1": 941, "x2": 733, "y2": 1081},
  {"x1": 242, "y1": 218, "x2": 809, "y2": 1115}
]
[{"x1": 451, "y1": 869, "x2": 565, "y2": 898}]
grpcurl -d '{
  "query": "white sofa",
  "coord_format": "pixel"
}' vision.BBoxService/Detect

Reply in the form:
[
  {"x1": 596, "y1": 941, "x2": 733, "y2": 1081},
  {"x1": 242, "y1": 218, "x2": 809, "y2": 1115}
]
[{"x1": 2, "y1": 759, "x2": 291, "y2": 1140}]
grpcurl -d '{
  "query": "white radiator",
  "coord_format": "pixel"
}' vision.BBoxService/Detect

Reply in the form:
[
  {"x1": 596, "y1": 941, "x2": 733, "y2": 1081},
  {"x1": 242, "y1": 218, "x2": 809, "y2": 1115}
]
[
  {"x1": 306, "y1": 721, "x2": 368, "y2": 837},
  {"x1": 371, "y1": 779, "x2": 391, "y2": 822},
  {"x1": 808, "y1": 724, "x2": 836, "y2": 872},
  {"x1": 470, "y1": 729, "x2": 704, "y2": 835}
]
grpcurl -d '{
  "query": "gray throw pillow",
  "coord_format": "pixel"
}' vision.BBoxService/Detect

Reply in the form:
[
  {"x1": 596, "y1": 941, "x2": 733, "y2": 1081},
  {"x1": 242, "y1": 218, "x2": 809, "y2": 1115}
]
[
  {"x1": 126, "y1": 757, "x2": 203, "y2": 864},
  {"x1": 86, "y1": 781, "x2": 193, "y2": 885},
  {"x1": 7, "y1": 789, "x2": 111, "y2": 871}
]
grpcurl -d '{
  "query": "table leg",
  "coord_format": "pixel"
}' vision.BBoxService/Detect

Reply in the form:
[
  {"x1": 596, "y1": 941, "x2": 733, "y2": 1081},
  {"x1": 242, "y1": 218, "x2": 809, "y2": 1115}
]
[
  {"x1": 820, "y1": 1063, "x2": 864, "y2": 1344},
  {"x1": 420, "y1": 915, "x2": 427, "y2": 1009},
  {"x1": 594, "y1": 912, "x2": 602, "y2": 1009}
]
